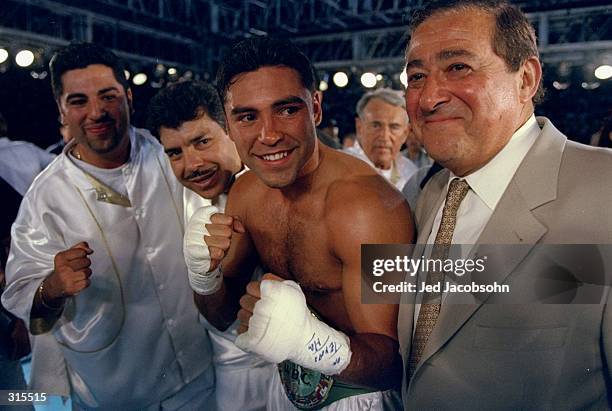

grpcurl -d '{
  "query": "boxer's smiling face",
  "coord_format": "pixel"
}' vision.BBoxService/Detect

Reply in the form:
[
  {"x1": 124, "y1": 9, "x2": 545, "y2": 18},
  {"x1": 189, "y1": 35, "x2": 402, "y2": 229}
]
[{"x1": 224, "y1": 66, "x2": 322, "y2": 189}]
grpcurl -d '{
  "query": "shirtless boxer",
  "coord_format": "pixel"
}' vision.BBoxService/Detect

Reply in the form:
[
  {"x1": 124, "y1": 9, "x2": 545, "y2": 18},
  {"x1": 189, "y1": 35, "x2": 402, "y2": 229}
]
[{"x1": 185, "y1": 37, "x2": 414, "y2": 410}]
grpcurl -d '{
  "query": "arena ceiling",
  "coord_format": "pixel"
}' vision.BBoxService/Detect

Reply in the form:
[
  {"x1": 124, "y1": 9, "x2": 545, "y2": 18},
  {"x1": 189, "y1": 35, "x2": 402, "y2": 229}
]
[{"x1": 1, "y1": 0, "x2": 610, "y2": 79}]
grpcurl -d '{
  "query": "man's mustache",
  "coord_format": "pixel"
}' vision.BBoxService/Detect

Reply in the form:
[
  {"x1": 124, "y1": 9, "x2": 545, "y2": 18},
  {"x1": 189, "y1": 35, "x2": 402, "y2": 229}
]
[{"x1": 185, "y1": 167, "x2": 215, "y2": 181}]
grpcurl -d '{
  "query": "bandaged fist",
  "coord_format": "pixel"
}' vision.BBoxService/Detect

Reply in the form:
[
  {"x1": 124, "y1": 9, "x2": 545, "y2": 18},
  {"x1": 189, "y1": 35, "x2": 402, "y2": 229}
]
[
  {"x1": 44, "y1": 241, "x2": 93, "y2": 301},
  {"x1": 235, "y1": 273, "x2": 352, "y2": 375},
  {"x1": 184, "y1": 205, "x2": 245, "y2": 295}
]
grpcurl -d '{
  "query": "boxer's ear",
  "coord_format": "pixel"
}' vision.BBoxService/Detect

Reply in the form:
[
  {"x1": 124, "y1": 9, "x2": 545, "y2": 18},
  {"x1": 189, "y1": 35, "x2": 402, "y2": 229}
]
[{"x1": 312, "y1": 90, "x2": 323, "y2": 126}]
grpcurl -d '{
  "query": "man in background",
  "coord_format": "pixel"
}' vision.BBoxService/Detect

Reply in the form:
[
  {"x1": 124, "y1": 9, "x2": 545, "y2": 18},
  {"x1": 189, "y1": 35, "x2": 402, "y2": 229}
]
[
  {"x1": 345, "y1": 88, "x2": 418, "y2": 191},
  {"x1": 0, "y1": 112, "x2": 55, "y2": 196}
]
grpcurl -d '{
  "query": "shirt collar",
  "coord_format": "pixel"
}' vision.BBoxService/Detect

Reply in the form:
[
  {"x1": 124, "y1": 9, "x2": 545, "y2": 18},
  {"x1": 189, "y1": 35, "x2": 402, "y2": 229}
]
[
  {"x1": 63, "y1": 127, "x2": 137, "y2": 190},
  {"x1": 448, "y1": 114, "x2": 540, "y2": 211}
]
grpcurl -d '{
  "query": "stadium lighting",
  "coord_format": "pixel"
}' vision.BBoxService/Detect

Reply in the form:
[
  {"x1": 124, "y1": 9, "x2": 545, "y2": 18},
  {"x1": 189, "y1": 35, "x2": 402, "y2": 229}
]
[
  {"x1": 332, "y1": 71, "x2": 349, "y2": 88},
  {"x1": 400, "y1": 69, "x2": 408, "y2": 88},
  {"x1": 360, "y1": 72, "x2": 377, "y2": 88},
  {"x1": 15, "y1": 49, "x2": 34, "y2": 67},
  {"x1": 132, "y1": 72, "x2": 148, "y2": 85},
  {"x1": 0, "y1": 48, "x2": 8, "y2": 64},
  {"x1": 594, "y1": 65, "x2": 612, "y2": 80}
]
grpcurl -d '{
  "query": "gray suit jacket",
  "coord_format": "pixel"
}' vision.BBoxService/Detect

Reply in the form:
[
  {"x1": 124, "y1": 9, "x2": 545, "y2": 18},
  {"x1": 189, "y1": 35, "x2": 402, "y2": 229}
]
[{"x1": 398, "y1": 118, "x2": 612, "y2": 410}]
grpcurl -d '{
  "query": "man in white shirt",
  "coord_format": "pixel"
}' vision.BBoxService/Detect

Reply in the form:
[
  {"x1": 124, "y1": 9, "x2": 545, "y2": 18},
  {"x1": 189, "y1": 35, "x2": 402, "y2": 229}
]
[
  {"x1": 2, "y1": 43, "x2": 214, "y2": 410},
  {"x1": 398, "y1": 1, "x2": 612, "y2": 410},
  {"x1": 147, "y1": 80, "x2": 274, "y2": 411},
  {"x1": 345, "y1": 88, "x2": 418, "y2": 190},
  {"x1": 0, "y1": 112, "x2": 55, "y2": 196}
]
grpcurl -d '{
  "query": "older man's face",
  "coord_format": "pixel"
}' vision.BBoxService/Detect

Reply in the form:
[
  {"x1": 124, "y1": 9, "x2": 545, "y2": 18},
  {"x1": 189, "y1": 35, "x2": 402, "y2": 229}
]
[
  {"x1": 356, "y1": 98, "x2": 409, "y2": 170},
  {"x1": 405, "y1": 8, "x2": 533, "y2": 176}
]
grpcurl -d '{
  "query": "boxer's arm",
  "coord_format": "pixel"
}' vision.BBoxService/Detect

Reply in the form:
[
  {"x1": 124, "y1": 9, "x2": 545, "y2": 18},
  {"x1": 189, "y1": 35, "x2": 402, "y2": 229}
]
[
  {"x1": 192, "y1": 183, "x2": 259, "y2": 331},
  {"x1": 329, "y1": 180, "x2": 415, "y2": 389},
  {"x1": 193, "y1": 227, "x2": 257, "y2": 331}
]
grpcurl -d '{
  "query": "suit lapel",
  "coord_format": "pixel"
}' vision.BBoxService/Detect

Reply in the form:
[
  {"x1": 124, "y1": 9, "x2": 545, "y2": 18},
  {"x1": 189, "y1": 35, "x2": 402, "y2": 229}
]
[
  {"x1": 416, "y1": 180, "x2": 548, "y2": 370},
  {"x1": 411, "y1": 118, "x2": 567, "y2": 376}
]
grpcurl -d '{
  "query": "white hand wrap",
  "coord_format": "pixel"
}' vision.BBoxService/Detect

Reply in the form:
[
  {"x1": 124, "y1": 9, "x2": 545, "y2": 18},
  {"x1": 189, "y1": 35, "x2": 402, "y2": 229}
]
[
  {"x1": 184, "y1": 205, "x2": 222, "y2": 295},
  {"x1": 235, "y1": 279, "x2": 352, "y2": 375}
]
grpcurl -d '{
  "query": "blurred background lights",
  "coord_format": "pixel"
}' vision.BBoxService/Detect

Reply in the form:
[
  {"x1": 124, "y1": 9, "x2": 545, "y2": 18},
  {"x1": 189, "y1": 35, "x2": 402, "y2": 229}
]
[
  {"x1": 399, "y1": 69, "x2": 408, "y2": 88},
  {"x1": 0, "y1": 48, "x2": 8, "y2": 64},
  {"x1": 132, "y1": 72, "x2": 147, "y2": 85},
  {"x1": 360, "y1": 72, "x2": 377, "y2": 88},
  {"x1": 332, "y1": 71, "x2": 348, "y2": 87},
  {"x1": 552, "y1": 80, "x2": 570, "y2": 90},
  {"x1": 581, "y1": 81, "x2": 600, "y2": 90},
  {"x1": 594, "y1": 65, "x2": 612, "y2": 80},
  {"x1": 15, "y1": 49, "x2": 34, "y2": 67},
  {"x1": 319, "y1": 80, "x2": 328, "y2": 91}
]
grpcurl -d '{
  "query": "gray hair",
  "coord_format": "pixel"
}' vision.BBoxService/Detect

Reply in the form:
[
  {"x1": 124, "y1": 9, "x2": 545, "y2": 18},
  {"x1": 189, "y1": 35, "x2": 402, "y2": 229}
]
[{"x1": 356, "y1": 88, "x2": 406, "y2": 118}]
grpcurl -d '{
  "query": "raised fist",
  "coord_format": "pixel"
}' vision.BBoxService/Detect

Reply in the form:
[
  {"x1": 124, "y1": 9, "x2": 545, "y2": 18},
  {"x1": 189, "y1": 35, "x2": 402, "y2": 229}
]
[
  {"x1": 44, "y1": 241, "x2": 93, "y2": 302},
  {"x1": 184, "y1": 205, "x2": 245, "y2": 295}
]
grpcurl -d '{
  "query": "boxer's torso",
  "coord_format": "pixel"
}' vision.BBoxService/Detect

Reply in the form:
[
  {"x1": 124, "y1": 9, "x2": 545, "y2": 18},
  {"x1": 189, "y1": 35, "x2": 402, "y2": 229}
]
[{"x1": 236, "y1": 148, "x2": 389, "y2": 334}]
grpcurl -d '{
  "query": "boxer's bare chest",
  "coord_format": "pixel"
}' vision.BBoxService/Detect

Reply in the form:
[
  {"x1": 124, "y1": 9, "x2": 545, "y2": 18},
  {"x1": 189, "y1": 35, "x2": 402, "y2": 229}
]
[{"x1": 247, "y1": 192, "x2": 343, "y2": 294}]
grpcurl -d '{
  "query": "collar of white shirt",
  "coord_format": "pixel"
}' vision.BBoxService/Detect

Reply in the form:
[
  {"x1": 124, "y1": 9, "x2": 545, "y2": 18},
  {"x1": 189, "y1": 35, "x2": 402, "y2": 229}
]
[{"x1": 448, "y1": 114, "x2": 540, "y2": 211}]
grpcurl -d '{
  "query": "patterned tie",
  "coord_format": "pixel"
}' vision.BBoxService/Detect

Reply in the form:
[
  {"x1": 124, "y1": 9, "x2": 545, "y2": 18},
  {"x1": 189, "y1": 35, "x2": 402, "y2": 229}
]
[{"x1": 408, "y1": 178, "x2": 470, "y2": 378}]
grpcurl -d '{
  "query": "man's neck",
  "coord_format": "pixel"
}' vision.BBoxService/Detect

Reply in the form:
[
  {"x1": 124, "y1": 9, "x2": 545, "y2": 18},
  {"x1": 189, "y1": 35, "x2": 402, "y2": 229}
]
[
  {"x1": 279, "y1": 143, "x2": 323, "y2": 199},
  {"x1": 74, "y1": 135, "x2": 131, "y2": 169}
]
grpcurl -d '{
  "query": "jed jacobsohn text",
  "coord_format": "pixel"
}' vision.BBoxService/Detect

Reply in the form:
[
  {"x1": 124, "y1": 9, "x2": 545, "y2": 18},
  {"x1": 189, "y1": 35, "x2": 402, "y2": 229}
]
[
  {"x1": 372, "y1": 255, "x2": 487, "y2": 277},
  {"x1": 372, "y1": 281, "x2": 510, "y2": 294},
  {"x1": 370, "y1": 255, "x2": 510, "y2": 295}
]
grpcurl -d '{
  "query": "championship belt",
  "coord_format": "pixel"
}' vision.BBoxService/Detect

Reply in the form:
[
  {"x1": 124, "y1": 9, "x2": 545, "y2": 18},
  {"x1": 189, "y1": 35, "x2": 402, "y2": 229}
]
[
  {"x1": 278, "y1": 360, "x2": 334, "y2": 410},
  {"x1": 278, "y1": 360, "x2": 378, "y2": 410}
]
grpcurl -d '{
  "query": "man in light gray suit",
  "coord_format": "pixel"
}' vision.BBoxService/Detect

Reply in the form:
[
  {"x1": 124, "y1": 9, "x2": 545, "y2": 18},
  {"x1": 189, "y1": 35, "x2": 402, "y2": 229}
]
[{"x1": 398, "y1": 1, "x2": 612, "y2": 409}]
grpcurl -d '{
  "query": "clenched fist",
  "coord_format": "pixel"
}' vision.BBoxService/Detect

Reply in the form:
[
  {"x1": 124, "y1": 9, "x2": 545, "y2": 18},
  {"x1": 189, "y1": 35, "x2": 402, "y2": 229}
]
[
  {"x1": 184, "y1": 206, "x2": 245, "y2": 295},
  {"x1": 43, "y1": 241, "x2": 93, "y2": 302}
]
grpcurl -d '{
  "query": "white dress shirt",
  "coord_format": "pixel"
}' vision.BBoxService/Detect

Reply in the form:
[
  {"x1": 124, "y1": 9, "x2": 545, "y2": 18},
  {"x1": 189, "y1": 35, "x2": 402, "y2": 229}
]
[
  {"x1": 344, "y1": 141, "x2": 419, "y2": 190},
  {"x1": 426, "y1": 115, "x2": 540, "y2": 246},
  {"x1": 415, "y1": 115, "x2": 541, "y2": 323}
]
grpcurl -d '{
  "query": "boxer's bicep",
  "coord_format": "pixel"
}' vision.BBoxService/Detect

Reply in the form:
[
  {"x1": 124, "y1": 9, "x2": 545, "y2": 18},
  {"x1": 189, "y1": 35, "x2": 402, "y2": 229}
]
[
  {"x1": 330, "y1": 184, "x2": 413, "y2": 336},
  {"x1": 338, "y1": 230, "x2": 399, "y2": 341}
]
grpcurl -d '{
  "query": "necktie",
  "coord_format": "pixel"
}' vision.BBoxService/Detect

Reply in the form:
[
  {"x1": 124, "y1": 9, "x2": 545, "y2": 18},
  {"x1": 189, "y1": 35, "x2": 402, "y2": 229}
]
[{"x1": 408, "y1": 178, "x2": 470, "y2": 378}]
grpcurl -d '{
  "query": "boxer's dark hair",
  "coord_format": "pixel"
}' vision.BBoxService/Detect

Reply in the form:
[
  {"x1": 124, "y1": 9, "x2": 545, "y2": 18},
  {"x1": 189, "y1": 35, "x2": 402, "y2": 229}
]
[{"x1": 216, "y1": 36, "x2": 316, "y2": 102}]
